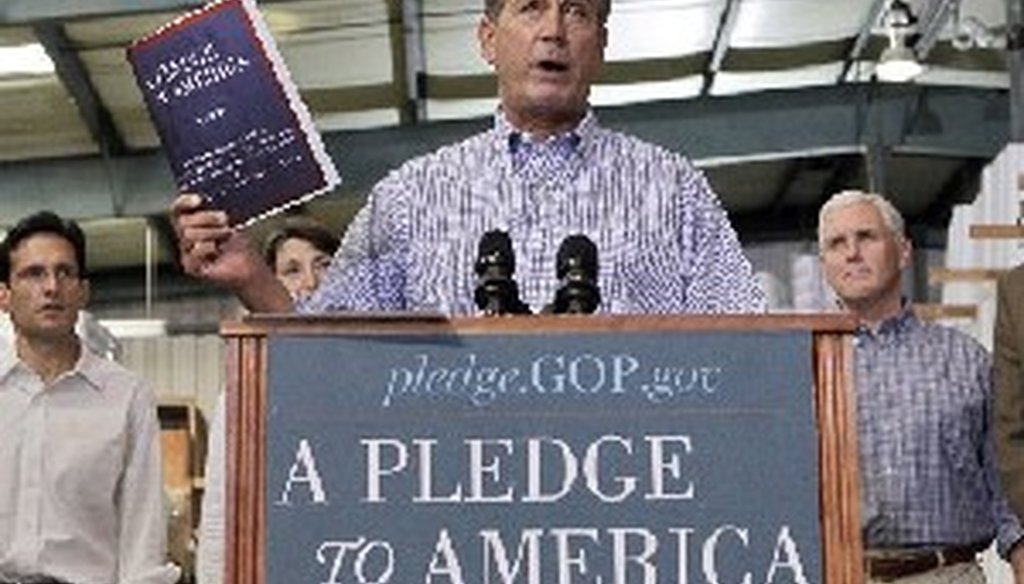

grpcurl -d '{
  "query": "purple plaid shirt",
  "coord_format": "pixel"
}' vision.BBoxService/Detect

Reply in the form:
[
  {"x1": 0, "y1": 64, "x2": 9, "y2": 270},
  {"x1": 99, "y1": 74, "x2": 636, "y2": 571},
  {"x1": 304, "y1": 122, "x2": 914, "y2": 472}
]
[
  {"x1": 856, "y1": 306, "x2": 1023, "y2": 556},
  {"x1": 299, "y1": 110, "x2": 764, "y2": 315}
]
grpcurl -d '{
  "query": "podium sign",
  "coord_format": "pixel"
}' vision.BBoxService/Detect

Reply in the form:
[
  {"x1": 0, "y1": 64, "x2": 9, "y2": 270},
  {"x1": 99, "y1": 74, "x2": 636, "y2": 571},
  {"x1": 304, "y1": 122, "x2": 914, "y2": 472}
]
[
  {"x1": 266, "y1": 330, "x2": 820, "y2": 584},
  {"x1": 224, "y1": 315, "x2": 860, "y2": 584}
]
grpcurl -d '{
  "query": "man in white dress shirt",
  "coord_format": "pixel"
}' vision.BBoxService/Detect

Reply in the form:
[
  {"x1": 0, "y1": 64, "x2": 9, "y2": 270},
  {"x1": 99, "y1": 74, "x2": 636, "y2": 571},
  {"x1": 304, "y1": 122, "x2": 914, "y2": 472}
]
[{"x1": 0, "y1": 211, "x2": 179, "y2": 584}]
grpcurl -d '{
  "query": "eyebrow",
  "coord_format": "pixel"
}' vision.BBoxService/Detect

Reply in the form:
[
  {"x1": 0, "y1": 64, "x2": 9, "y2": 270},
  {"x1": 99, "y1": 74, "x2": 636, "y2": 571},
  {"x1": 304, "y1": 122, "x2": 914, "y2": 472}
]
[{"x1": 825, "y1": 227, "x2": 882, "y2": 242}]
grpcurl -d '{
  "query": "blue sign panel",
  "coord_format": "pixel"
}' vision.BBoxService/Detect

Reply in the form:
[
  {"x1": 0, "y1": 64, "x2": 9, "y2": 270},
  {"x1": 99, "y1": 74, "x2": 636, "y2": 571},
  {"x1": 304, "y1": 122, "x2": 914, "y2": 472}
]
[{"x1": 266, "y1": 330, "x2": 820, "y2": 584}]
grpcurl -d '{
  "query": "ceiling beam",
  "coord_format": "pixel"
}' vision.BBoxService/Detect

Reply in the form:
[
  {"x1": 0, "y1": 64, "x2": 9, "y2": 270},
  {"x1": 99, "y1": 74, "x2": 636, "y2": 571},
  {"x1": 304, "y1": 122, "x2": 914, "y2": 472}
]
[
  {"x1": 402, "y1": 0, "x2": 427, "y2": 123},
  {"x1": 0, "y1": 0, "x2": 319, "y2": 23},
  {"x1": 839, "y1": 0, "x2": 889, "y2": 82},
  {"x1": 701, "y1": 0, "x2": 742, "y2": 96},
  {"x1": 33, "y1": 22, "x2": 127, "y2": 158},
  {"x1": 914, "y1": 0, "x2": 959, "y2": 59},
  {"x1": 388, "y1": 0, "x2": 426, "y2": 124},
  {"x1": 725, "y1": 40, "x2": 851, "y2": 70},
  {"x1": 0, "y1": 84, "x2": 1007, "y2": 223},
  {"x1": 1009, "y1": 0, "x2": 1024, "y2": 140},
  {"x1": 1, "y1": 0, "x2": 204, "y2": 23}
]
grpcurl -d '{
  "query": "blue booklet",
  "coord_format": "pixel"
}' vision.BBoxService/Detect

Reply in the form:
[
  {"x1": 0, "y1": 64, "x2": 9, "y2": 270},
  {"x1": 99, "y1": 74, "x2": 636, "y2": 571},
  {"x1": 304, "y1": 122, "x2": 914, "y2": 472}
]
[{"x1": 127, "y1": 0, "x2": 340, "y2": 226}]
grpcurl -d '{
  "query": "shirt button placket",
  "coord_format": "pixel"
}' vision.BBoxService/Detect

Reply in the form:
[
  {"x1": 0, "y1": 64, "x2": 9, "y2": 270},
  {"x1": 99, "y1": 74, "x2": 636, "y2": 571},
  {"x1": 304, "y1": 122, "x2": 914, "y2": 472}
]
[{"x1": 20, "y1": 384, "x2": 45, "y2": 557}]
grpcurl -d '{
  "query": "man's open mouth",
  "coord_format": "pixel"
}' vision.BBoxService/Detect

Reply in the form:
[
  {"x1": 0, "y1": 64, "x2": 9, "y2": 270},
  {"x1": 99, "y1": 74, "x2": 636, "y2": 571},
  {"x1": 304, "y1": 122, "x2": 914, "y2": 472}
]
[{"x1": 536, "y1": 59, "x2": 569, "y2": 72}]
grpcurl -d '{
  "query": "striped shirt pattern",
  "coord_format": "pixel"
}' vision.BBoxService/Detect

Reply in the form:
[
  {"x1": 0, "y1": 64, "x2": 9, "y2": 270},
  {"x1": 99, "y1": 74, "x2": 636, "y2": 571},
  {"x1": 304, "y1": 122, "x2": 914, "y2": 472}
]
[
  {"x1": 300, "y1": 110, "x2": 764, "y2": 316},
  {"x1": 856, "y1": 307, "x2": 1023, "y2": 555}
]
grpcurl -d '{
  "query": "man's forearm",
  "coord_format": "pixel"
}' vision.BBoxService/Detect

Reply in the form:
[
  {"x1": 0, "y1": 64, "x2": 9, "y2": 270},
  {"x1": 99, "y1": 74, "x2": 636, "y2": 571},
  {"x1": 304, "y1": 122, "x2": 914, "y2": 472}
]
[{"x1": 235, "y1": 265, "x2": 296, "y2": 313}]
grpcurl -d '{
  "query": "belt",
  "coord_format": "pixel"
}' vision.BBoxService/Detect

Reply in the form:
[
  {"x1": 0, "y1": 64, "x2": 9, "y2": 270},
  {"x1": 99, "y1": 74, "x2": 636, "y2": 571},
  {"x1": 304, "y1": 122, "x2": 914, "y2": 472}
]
[{"x1": 866, "y1": 542, "x2": 987, "y2": 581}]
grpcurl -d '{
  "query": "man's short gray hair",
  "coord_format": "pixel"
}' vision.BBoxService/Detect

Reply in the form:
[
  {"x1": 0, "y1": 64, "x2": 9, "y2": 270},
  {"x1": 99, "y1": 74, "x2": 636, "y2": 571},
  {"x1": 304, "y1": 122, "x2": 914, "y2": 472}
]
[
  {"x1": 484, "y1": 0, "x2": 611, "y2": 24},
  {"x1": 818, "y1": 189, "x2": 906, "y2": 248}
]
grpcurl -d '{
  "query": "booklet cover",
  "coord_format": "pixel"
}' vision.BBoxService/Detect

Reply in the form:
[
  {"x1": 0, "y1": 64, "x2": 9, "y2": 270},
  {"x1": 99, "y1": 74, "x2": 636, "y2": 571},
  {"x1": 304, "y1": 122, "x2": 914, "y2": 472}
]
[{"x1": 127, "y1": 0, "x2": 341, "y2": 226}]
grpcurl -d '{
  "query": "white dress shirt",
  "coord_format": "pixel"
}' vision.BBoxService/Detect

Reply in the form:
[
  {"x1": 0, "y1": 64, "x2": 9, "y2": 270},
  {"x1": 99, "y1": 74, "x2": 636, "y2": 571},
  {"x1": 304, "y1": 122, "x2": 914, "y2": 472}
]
[
  {"x1": 196, "y1": 392, "x2": 226, "y2": 584},
  {"x1": 0, "y1": 343, "x2": 180, "y2": 584}
]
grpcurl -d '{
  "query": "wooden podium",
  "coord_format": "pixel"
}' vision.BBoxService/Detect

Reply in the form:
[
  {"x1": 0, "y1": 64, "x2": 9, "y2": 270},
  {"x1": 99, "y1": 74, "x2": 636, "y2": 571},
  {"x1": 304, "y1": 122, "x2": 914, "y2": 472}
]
[{"x1": 221, "y1": 313, "x2": 860, "y2": 584}]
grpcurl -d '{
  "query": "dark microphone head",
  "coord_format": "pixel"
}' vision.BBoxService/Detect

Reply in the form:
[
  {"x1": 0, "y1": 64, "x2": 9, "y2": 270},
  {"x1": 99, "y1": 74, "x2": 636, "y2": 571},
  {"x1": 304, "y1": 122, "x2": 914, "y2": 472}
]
[
  {"x1": 476, "y1": 230, "x2": 515, "y2": 277},
  {"x1": 474, "y1": 230, "x2": 530, "y2": 315},
  {"x1": 553, "y1": 234, "x2": 600, "y2": 314},
  {"x1": 556, "y1": 234, "x2": 598, "y2": 280}
]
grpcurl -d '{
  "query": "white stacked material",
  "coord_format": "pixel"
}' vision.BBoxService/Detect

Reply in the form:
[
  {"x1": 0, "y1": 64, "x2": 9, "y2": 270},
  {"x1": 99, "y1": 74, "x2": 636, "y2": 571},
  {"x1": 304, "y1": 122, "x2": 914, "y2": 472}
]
[{"x1": 940, "y1": 143, "x2": 1024, "y2": 348}]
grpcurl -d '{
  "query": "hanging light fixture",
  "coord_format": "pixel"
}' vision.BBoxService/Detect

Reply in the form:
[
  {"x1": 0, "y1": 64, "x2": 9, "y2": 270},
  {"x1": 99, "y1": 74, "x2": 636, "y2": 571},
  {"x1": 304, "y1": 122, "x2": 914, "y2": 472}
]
[{"x1": 876, "y1": 0, "x2": 925, "y2": 83}]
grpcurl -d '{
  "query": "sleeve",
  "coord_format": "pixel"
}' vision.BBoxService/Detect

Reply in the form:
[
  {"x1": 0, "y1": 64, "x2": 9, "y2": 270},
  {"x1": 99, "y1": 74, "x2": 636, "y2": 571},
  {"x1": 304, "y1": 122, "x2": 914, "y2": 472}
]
[
  {"x1": 994, "y1": 269, "x2": 1024, "y2": 521},
  {"x1": 676, "y1": 167, "x2": 766, "y2": 314},
  {"x1": 976, "y1": 342, "x2": 1024, "y2": 557},
  {"x1": 298, "y1": 172, "x2": 411, "y2": 314},
  {"x1": 117, "y1": 379, "x2": 181, "y2": 584},
  {"x1": 196, "y1": 393, "x2": 227, "y2": 584}
]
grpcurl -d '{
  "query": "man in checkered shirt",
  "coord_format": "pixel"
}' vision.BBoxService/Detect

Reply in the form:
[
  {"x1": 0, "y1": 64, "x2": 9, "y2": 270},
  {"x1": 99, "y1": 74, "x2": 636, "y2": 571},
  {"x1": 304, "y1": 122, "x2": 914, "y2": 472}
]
[{"x1": 171, "y1": 0, "x2": 763, "y2": 316}]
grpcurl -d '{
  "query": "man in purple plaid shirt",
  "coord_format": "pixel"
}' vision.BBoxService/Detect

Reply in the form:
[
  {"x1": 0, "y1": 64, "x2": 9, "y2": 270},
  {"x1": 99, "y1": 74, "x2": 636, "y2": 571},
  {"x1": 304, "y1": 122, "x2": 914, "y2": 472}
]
[
  {"x1": 170, "y1": 0, "x2": 763, "y2": 316},
  {"x1": 819, "y1": 190, "x2": 1024, "y2": 584}
]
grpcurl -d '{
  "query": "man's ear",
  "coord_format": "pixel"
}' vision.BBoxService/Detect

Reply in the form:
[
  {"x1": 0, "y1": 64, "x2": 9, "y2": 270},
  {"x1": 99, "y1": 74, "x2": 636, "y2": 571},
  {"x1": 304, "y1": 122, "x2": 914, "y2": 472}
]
[
  {"x1": 0, "y1": 283, "x2": 9, "y2": 313},
  {"x1": 897, "y1": 236, "x2": 912, "y2": 271},
  {"x1": 78, "y1": 278, "x2": 91, "y2": 309},
  {"x1": 478, "y1": 16, "x2": 497, "y2": 66}
]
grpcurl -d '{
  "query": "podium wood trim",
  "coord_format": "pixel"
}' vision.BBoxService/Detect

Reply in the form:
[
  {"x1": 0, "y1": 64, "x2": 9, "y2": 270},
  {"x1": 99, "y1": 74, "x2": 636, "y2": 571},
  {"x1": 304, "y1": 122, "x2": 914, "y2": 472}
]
[
  {"x1": 223, "y1": 313, "x2": 860, "y2": 584},
  {"x1": 222, "y1": 312, "x2": 857, "y2": 336}
]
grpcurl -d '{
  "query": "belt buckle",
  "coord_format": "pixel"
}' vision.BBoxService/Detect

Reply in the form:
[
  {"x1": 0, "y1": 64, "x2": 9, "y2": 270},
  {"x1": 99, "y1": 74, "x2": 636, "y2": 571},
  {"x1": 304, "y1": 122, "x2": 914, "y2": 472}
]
[{"x1": 866, "y1": 551, "x2": 937, "y2": 581}]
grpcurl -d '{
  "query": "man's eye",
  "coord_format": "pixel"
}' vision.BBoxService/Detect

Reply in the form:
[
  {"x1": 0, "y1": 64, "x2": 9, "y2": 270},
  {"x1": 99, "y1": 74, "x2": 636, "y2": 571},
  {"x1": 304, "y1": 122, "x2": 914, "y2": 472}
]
[
  {"x1": 564, "y1": 1, "x2": 591, "y2": 18},
  {"x1": 519, "y1": 0, "x2": 541, "y2": 12}
]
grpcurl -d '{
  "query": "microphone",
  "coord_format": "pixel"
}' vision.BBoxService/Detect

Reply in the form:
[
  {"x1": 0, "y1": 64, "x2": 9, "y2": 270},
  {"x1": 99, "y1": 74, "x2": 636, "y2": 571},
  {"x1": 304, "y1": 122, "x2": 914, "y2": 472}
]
[
  {"x1": 474, "y1": 230, "x2": 530, "y2": 316},
  {"x1": 553, "y1": 234, "x2": 601, "y2": 314}
]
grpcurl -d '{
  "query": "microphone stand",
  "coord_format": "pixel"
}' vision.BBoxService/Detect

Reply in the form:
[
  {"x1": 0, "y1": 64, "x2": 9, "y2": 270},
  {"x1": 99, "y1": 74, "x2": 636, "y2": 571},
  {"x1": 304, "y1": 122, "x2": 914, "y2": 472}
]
[
  {"x1": 475, "y1": 271, "x2": 530, "y2": 316},
  {"x1": 554, "y1": 272, "x2": 600, "y2": 314}
]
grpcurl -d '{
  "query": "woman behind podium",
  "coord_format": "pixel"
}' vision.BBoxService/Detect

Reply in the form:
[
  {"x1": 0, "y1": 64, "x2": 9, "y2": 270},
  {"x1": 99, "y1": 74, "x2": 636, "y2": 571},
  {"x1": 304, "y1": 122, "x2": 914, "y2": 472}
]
[{"x1": 196, "y1": 218, "x2": 339, "y2": 584}]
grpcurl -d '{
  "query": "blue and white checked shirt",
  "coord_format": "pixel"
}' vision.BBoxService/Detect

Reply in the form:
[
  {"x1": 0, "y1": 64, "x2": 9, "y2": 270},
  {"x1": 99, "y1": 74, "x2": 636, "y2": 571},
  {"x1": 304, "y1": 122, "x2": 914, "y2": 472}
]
[
  {"x1": 856, "y1": 306, "x2": 1023, "y2": 556},
  {"x1": 300, "y1": 110, "x2": 764, "y2": 315}
]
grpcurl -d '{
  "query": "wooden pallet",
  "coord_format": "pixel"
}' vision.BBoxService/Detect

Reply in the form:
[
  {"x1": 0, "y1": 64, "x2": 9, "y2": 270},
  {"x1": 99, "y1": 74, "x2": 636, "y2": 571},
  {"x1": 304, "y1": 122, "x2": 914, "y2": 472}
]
[
  {"x1": 913, "y1": 303, "x2": 978, "y2": 320},
  {"x1": 927, "y1": 267, "x2": 1006, "y2": 284},
  {"x1": 969, "y1": 224, "x2": 1024, "y2": 239},
  {"x1": 967, "y1": 175, "x2": 1024, "y2": 239}
]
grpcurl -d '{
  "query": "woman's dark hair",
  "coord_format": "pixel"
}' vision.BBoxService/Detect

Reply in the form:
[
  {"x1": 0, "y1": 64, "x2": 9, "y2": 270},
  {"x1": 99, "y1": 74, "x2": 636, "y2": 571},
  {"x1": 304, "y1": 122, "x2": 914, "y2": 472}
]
[{"x1": 261, "y1": 217, "x2": 340, "y2": 268}]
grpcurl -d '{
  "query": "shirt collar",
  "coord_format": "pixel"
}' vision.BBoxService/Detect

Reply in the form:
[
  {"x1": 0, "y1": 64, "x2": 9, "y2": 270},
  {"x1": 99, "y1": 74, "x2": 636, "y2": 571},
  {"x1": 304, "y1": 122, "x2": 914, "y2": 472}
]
[
  {"x1": 74, "y1": 346, "x2": 108, "y2": 390},
  {"x1": 0, "y1": 338, "x2": 104, "y2": 391},
  {"x1": 855, "y1": 300, "x2": 918, "y2": 339},
  {"x1": 494, "y1": 107, "x2": 596, "y2": 156}
]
